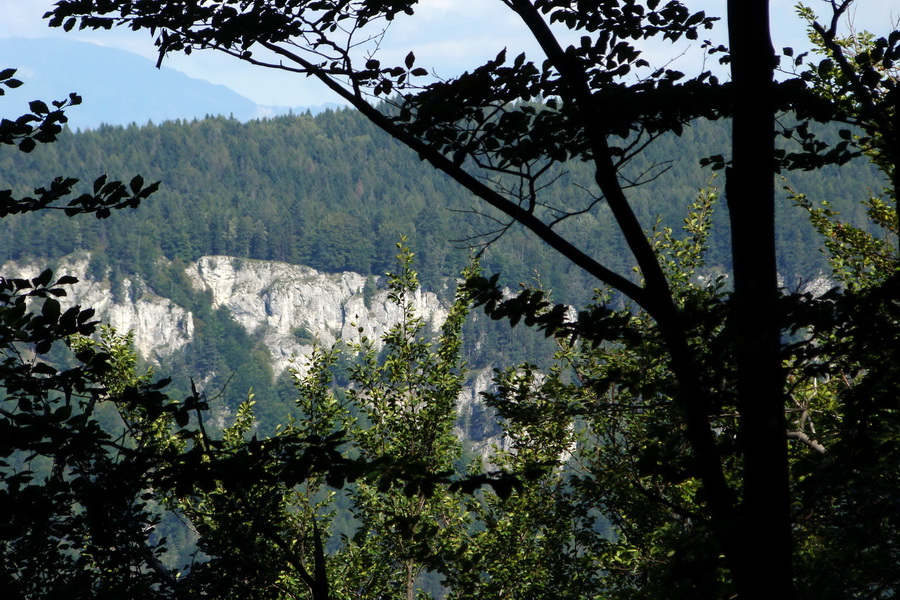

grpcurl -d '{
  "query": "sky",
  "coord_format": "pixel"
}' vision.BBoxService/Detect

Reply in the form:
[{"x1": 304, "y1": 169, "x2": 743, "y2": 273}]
[{"x1": 0, "y1": 0, "x2": 897, "y2": 108}]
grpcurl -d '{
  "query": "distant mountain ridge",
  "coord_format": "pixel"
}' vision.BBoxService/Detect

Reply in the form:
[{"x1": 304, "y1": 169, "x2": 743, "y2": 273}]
[{"x1": 0, "y1": 37, "x2": 340, "y2": 129}]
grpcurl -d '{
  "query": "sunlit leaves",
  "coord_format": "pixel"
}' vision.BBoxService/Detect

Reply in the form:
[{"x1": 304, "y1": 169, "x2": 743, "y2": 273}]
[
  {"x1": 0, "y1": 274, "x2": 202, "y2": 596},
  {"x1": 790, "y1": 3, "x2": 899, "y2": 179}
]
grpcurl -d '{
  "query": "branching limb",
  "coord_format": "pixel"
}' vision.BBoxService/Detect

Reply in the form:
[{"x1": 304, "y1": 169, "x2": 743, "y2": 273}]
[
  {"x1": 786, "y1": 430, "x2": 826, "y2": 453},
  {"x1": 255, "y1": 39, "x2": 649, "y2": 305}
]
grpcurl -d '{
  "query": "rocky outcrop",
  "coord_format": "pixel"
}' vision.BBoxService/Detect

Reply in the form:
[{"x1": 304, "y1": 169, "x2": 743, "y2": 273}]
[
  {"x1": 1, "y1": 253, "x2": 193, "y2": 362},
  {"x1": 455, "y1": 367, "x2": 508, "y2": 457},
  {"x1": 185, "y1": 255, "x2": 448, "y2": 376},
  {"x1": 0, "y1": 253, "x2": 523, "y2": 459},
  {"x1": 3, "y1": 253, "x2": 449, "y2": 376}
]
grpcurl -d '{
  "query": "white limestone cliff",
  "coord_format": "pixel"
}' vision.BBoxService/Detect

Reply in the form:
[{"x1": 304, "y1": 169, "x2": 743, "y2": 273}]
[
  {"x1": 0, "y1": 253, "x2": 540, "y2": 458},
  {"x1": 3, "y1": 253, "x2": 454, "y2": 375},
  {"x1": 185, "y1": 255, "x2": 448, "y2": 376},
  {"x1": 1, "y1": 253, "x2": 193, "y2": 362}
]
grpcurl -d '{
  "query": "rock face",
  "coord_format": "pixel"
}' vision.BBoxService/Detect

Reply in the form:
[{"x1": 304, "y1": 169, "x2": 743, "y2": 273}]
[
  {"x1": 0, "y1": 253, "x2": 524, "y2": 459},
  {"x1": 180, "y1": 256, "x2": 500, "y2": 455},
  {"x1": 1, "y1": 253, "x2": 193, "y2": 363},
  {"x1": 455, "y1": 367, "x2": 508, "y2": 456},
  {"x1": 186, "y1": 255, "x2": 448, "y2": 376},
  {"x1": 3, "y1": 253, "x2": 449, "y2": 376}
]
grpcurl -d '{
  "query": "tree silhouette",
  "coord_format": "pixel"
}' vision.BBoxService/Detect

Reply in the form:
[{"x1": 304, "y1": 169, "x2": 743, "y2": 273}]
[{"x1": 46, "y1": 1, "x2": 900, "y2": 597}]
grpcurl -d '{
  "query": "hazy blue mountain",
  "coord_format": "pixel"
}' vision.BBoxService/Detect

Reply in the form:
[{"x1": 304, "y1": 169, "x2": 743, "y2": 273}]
[{"x1": 0, "y1": 37, "x2": 337, "y2": 128}]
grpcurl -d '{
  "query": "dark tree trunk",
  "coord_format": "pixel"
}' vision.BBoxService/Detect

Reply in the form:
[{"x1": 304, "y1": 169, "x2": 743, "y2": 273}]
[{"x1": 726, "y1": 1, "x2": 793, "y2": 597}]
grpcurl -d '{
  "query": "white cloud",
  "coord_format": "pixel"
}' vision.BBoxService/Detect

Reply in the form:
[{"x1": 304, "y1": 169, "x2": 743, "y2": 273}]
[{"x1": 0, "y1": 0, "x2": 49, "y2": 37}]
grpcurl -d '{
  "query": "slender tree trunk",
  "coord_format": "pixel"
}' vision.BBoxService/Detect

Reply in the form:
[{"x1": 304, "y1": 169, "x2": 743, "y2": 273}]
[
  {"x1": 892, "y1": 91, "x2": 899, "y2": 251},
  {"x1": 726, "y1": 1, "x2": 793, "y2": 597},
  {"x1": 406, "y1": 559, "x2": 415, "y2": 600}
]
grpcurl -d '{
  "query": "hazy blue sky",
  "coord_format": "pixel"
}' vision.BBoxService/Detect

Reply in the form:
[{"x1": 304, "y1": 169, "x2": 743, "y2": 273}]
[{"x1": 1, "y1": 0, "x2": 896, "y2": 107}]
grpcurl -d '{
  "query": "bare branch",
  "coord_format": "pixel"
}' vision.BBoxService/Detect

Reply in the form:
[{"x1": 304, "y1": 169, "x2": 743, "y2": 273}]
[{"x1": 786, "y1": 430, "x2": 827, "y2": 453}]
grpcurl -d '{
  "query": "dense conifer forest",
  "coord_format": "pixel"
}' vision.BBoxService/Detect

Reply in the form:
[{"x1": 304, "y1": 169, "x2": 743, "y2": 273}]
[{"x1": 0, "y1": 109, "x2": 884, "y2": 303}]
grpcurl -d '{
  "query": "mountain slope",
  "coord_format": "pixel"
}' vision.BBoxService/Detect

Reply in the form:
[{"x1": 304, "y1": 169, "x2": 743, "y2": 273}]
[{"x1": 0, "y1": 37, "x2": 343, "y2": 128}]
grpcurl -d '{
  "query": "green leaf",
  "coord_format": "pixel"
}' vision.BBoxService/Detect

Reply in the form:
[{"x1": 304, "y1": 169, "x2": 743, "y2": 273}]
[
  {"x1": 42, "y1": 297, "x2": 61, "y2": 323},
  {"x1": 93, "y1": 174, "x2": 108, "y2": 194},
  {"x1": 33, "y1": 269, "x2": 53, "y2": 288},
  {"x1": 28, "y1": 100, "x2": 49, "y2": 114}
]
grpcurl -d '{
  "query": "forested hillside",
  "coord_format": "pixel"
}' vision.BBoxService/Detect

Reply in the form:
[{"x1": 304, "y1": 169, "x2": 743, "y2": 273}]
[
  {"x1": 0, "y1": 107, "x2": 885, "y2": 435},
  {"x1": 6, "y1": 0, "x2": 900, "y2": 595},
  {"x1": 0, "y1": 108, "x2": 884, "y2": 305}
]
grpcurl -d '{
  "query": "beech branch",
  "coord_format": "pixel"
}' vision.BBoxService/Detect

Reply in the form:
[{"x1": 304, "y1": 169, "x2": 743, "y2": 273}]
[{"x1": 256, "y1": 39, "x2": 650, "y2": 308}]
